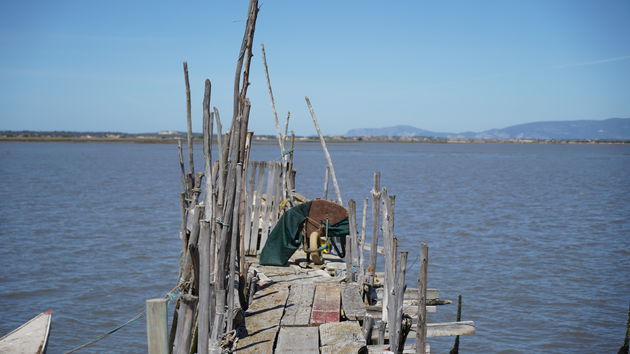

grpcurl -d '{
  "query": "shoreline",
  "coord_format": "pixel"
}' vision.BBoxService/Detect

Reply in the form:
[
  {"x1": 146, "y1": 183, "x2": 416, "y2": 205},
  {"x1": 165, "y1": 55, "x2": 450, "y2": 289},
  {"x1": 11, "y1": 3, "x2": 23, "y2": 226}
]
[{"x1": 1, "y1": 136, "x2": 628, "y2": 145}]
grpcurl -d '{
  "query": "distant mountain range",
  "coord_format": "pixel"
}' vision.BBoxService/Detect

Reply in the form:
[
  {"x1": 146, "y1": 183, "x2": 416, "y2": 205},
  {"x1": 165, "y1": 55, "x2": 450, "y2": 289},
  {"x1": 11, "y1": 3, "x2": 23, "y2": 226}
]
[{"x1": 346, "y1": 118, "x2": 630, "y2": 140}]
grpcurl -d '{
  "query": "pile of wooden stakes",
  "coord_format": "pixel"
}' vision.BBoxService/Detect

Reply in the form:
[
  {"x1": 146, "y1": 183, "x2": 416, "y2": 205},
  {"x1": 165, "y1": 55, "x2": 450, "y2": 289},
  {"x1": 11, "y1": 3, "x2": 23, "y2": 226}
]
[
  {"x1": 145, "y1": 1, "x2": 278, "y2": 353},
  {"x1": 338, "y1": 170, "x2": 433, "y2": 354}
]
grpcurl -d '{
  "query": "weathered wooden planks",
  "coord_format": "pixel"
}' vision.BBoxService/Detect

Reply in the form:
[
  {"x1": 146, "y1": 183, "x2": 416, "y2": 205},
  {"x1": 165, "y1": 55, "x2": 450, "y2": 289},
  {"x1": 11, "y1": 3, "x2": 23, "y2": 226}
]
[
  {"x1": 319, "y1": 321, "x2": 366, "y2": 353},
  {"x1": 281, "y1": 283, "x2": 316, "y2": 326},
  {"x1": 310, "y1": 283, "x2": 340, "y2": 325},
  {"x1": 420, "y1": 321, "x2": 476, "y2": 338},
  {"x1": 275, "y1": 326, "x2": 319, "y2": 354},
  {"x1": 234, "y1": 283, "x2": 289, "y2": 353},
  {"x1": 378, "y1": 321, "x2": 476, "y2": 340},
  {"x1": 341, "y1": 282, "x2": 367, "y2": 321}
]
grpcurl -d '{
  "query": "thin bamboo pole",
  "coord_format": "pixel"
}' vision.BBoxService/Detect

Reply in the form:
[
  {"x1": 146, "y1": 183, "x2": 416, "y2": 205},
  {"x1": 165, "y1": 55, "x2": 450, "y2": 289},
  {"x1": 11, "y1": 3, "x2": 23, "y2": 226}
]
[{"x1": 305, "y1": 96, "x2": 342, "y2": 205}]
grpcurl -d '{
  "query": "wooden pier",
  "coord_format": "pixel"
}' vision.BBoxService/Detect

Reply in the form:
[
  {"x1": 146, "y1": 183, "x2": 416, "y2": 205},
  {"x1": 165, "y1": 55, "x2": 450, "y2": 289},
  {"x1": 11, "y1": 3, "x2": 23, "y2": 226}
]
[{"x1": 144, "y1": 1, "x2": 475, "y2": 352}]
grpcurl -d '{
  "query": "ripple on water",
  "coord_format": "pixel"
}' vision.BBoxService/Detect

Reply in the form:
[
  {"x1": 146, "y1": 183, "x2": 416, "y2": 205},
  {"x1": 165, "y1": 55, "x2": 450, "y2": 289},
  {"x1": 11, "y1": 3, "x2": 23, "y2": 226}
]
[{"x1": 2, "y1": 142, "x2": 629, "y2": 353}]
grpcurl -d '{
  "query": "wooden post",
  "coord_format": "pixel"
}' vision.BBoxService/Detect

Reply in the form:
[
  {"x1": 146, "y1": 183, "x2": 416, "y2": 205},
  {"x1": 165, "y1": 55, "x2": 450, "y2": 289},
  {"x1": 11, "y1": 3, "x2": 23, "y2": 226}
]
[
  {"x1": 305, "y1": 96, "x2": 342, "y2": 205},
  {"x1": 380, "y1": 189, "x2": 393, "y2": 324},
  {"x1": 183, "y1": 62, "x2": 194, "y2": 178},
  {"x1": 359, "y1": 197, "x2": 368, "y2": 285},
  {"x1": 393, "y1": 251, "x2": 408, "y2": 353},
  {"x1": 178, "y1": 140, "x2": 189, "y2": 200},
  {"x1": 242, "y1": 161, "x2": 257, "y2": 256},
  {"x1": 198, "y1": 220, "x2": 211, "y2": 354},
  {"x1": 450, "y1": 295, "x2": 462, "y2": 354},
  {"x1": 173, "y1": 294, "x2": 197, "y2": 354},
  {"x1": 347, "y1": 199, "x2": 357, "y2": 282},
  {"x1": 618, "y1": 302, "x2": 630, "y2": 354},
  {"x1": 368, "y1": 171, "x2": 381, "y2": 283},
  {"x1": 260, "y1": 43, "x2": 286, "y2": 158},
  {"x1": 323, "y1": 166, "x2": 329, "y2": 200},
  {"x1": 147, "y1": 298, "x2": 169, "y2": 354},
  {"x1": 416, "y1": 243, "x2": 429, "y2": 354},
  {"x1": 289, "y1": 131, "x2": 296, "y2": 165},
  {"x1": 202, "y1": 79, "x2": 213, "y2": 220},
  {"x1": 227, "y1": 164, "x2": 243, "y2": 331},
  {"x1": 283, "y1": 111, "x2": 291, "y2": 147},
  {"x1": 377, "y1": 320, "x2": 386, "y2": 345},
  {"x1": 362, "y1": 315, "x2": 374, "y2": 345}
]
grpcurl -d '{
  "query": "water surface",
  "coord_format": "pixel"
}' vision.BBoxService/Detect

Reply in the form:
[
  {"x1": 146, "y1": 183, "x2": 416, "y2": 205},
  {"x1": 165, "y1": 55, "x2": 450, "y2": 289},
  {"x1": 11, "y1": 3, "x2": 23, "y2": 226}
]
[{"x1": 1, "y1": 141, "x2": 628, "y2": 353}]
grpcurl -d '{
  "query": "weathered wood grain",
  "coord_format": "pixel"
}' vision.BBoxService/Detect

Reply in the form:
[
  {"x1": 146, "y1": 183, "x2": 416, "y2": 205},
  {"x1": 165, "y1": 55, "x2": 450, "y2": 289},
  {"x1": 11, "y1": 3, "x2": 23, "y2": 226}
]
[
  {"x1": 368, "y1": 171, "x2": 381, "y2": 281},
  {"x1": 340, "y1": 282, "x2": 367, "y2": 321},
  {"x1": 310, "y1": 283, "x2": 340, "y2": 325},
  {"x1": 319, "y1": 321, "x2": 366, "y2": 354},
  {"x1": 281, "y1": 283, "x2": 315, "y2": 326},
  {"x1": 242, "y1": 161, "x2": 258, "y2": 257},
  {"x1": 173, "y1": 294, "x2": 197, "y2": 354},
  {"x1": 146, "y1": 298, "x2": 168, "y2": 354},
  {"x1": 183, "y1": 62, "x2": 194, "y2": 179},
  {"x1": 411, "y1": 321, "x2": 476, "y2": 338},
  {"x1": 234, "y1": 283, "x2": 289, "y2": 353},
  {"x1": 275, "y1": 326, "x2": 319, "y2": 354},
  {"x1": 247, "y1": 163, "x2": 266, "y2": 254}
]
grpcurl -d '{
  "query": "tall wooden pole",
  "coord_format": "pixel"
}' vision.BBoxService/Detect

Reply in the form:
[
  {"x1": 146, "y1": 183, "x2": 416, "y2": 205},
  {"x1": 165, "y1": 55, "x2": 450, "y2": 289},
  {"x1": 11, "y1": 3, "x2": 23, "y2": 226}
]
[
  {"x1": 305, "y1": 96, "x2": 342, "y2": 205},
  {"x1": 261, "y1": 44, "x2": 285, "y2": 158},
  {"x1": 183, "y1": 62, "x2": 194, "y2": 177},
  {"x1": 368, "y1": 171, "x2": 381, "y2": 283},
  {"x1": 203, "y1": 80, "x2": 213, "y2": 220},
  {"x1": 416, "y1": 242, "x2": 429, "y2": 354}
]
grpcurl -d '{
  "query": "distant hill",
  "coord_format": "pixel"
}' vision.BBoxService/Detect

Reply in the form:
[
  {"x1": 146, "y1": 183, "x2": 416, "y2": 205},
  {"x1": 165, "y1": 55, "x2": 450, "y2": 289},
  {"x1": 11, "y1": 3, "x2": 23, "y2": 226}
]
[{"x1": 346, "y1": 118, "x2": 630, "y2": 140}]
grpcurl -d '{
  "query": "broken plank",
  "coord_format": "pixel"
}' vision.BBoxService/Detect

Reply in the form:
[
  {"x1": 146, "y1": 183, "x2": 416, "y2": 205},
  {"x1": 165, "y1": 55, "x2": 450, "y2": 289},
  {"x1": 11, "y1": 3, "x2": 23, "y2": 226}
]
[
  {"x1": 275, "y1": 326, "x2": 319, "y2": 354},
  {"x1": 425, "y1": 321, "x2": 476, "y2": 337},
  {"x1": 374, "y1": 321, "x2": 475, "y2": 343},
  {"x1": 281, "y1": 283, "x2": 315, "y2": 326},
  {"x1": 234, "y1": 283, "x2": 289, "y2": 353},
  {"x1": 320, "y1": 321, "x2": 366, "y2": 354},
  {"x1": 341, "y1": 282, "x2": 367, "y2": 321},
  {"x1": 310, "y1": 283, "x2": 340, "y2": 325},
  {"x1": 407, "y1": 321, "x2": 476, "y2": 338}
]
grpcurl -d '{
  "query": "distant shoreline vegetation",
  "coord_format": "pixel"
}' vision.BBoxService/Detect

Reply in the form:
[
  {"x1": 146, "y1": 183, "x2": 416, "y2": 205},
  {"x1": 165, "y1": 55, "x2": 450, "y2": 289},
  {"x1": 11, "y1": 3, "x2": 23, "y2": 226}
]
[{"x1": 1, "y1": 130, "x2": 628, "y2": 145}]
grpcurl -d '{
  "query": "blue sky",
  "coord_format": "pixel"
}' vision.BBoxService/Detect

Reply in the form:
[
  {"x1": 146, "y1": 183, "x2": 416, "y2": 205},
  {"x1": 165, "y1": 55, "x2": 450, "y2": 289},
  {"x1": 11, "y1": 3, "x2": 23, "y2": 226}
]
[{"x1": 1, "y1": 0, "x2": 629, "y2": 135}]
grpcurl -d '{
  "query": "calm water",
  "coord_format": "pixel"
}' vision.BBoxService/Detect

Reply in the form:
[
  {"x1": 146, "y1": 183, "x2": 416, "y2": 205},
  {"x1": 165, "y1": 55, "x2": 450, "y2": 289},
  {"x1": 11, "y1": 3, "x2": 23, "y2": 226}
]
[{"x1": 1, "y1": 141, "x2": 628, "y2": 353}]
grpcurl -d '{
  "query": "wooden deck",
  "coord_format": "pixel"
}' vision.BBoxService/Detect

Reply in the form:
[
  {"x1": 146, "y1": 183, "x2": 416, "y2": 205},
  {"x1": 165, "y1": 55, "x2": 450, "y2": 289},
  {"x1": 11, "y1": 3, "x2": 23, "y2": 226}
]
[{"x1": 233, "y1": 250, "x2": 475, "y2": 353}]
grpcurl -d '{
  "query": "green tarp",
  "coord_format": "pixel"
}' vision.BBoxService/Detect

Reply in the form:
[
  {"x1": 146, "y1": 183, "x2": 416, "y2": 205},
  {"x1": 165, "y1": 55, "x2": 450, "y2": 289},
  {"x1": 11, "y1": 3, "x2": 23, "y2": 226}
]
[{"x1": 259, "y1": 201, "x2": 350, "y2": 266}]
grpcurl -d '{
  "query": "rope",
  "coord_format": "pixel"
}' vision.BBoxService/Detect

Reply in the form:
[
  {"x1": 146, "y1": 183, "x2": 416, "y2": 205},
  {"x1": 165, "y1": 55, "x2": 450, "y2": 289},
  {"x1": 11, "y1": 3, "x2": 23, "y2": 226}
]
[
  {"x1": 64, "y1": 286, "x2": 181, "y2": 353},
  {"x1": 281, "y1": 148, "x2": 294, "y2": 157},
  {"x1": 215, "y1": 217, "x2": 231, "y2": 229}
]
